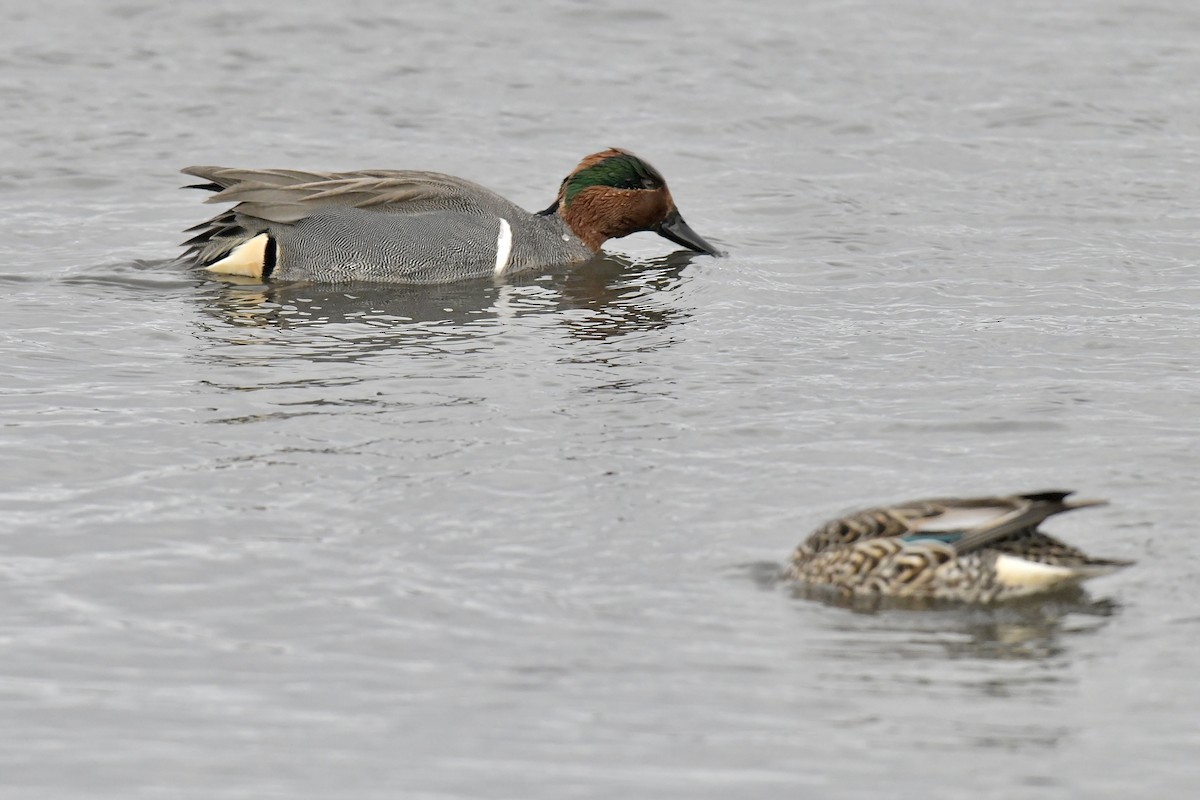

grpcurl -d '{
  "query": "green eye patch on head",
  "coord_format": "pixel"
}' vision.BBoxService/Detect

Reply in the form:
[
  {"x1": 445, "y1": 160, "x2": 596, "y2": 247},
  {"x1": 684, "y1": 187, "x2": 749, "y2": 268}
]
[{"x1": 563, "y1": 152, "x2": 665, "y2": 206}]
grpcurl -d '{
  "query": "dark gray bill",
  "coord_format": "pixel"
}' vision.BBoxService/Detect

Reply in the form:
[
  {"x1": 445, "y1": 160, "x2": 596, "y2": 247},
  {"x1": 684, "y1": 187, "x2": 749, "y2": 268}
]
[{"x1": 655, "y1": 209, "x2": 722, "y2": 256}]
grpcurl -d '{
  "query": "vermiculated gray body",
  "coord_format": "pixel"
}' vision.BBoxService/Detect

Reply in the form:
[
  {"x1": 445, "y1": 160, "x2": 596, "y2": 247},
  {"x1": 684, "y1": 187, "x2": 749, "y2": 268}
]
[
  {"x1": 272, "y1": 206, "x2": 590, "y2": 284},
  {"x1": 181, "y1": 167, "x2": 593, "y2": 284}
]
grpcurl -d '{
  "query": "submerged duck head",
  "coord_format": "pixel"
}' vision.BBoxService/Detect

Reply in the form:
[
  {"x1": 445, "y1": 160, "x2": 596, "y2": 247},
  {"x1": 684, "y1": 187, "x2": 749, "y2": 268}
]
[{"x1": 542, "y1": 148, "x2": 721, "y2": 257}]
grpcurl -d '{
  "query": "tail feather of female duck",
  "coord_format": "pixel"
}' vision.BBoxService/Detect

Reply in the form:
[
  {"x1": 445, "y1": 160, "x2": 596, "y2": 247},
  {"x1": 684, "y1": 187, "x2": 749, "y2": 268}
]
[{"x1": 949, "y1": 491, "x2": 1106, "y2": 555}]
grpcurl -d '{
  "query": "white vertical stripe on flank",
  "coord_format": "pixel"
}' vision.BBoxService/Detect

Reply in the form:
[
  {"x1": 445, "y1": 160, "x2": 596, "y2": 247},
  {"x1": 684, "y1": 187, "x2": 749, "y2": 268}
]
[{"x1": 494, "y1": 218, "x2": 513, "y2": 275}]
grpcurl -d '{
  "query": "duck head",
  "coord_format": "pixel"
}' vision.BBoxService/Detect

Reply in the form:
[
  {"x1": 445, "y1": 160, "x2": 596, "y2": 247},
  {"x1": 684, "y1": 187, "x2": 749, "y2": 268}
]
[{"x1": 542, "y1": 148, "x2": 721, "y2": 256}]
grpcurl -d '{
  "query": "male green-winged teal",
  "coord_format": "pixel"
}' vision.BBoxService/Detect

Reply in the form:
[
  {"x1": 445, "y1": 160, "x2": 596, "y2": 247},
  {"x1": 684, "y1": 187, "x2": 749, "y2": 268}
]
[
  {"x1": 788, "y1": 491, "x2": 1132, "y2": 605},
  {"x1": 180, "y1": 148, "x2": 720, "y2": 284}
]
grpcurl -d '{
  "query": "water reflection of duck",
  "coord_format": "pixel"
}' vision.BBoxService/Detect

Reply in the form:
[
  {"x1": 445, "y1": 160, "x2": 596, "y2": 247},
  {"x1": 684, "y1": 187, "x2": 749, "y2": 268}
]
[
  {"x1": 199, "y1": 251, "x2": 700, "y2": 354},
  {"x1": 788, "y1": 491, "x2": 1132, "y2": 608},
  {"x1": 182, "y1": 149, "x2": 721, "y2": 284}
]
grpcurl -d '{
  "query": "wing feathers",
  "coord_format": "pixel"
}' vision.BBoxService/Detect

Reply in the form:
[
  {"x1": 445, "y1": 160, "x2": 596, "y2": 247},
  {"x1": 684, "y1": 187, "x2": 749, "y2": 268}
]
[
  {"x1": 180, "y1": 165, "x2": 518, "y2": 266},
  {"x1": 179, "y1": 166, "x2": 520, "y2": 265}
]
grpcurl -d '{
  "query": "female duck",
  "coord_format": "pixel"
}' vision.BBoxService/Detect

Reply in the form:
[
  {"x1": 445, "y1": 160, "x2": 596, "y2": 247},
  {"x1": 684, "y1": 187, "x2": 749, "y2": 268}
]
[
  {"x1": 181, "y1": 148, "x2": 720, "y2": 284},
  {"x1": 788, "y1": 491, "x2": 1132, "y2": 605}
]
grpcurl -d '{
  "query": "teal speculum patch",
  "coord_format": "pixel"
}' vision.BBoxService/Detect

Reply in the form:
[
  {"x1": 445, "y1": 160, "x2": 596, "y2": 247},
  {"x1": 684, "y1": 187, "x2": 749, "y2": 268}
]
[{"x1": 899, "y1": 533, "x2": 963, "y2": 544}]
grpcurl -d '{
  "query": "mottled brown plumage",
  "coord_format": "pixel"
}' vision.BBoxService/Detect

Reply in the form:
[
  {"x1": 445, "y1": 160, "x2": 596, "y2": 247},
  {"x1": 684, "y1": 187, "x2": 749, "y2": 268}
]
[{"x1": 788, "y1": 491, "x2": 1132, "y2": 606}]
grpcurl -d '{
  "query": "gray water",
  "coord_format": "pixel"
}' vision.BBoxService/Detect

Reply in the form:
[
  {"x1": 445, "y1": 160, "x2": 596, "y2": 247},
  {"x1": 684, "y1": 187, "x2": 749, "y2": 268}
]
[{"x1": 2, "y1": 1, "x2": 1198, "y2": 797}]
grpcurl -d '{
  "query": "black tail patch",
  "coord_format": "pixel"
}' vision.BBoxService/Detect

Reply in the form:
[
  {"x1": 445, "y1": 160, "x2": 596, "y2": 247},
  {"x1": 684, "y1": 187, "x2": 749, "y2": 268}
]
[{"x1": 263, "y1": 235, "x2": 277, "y2": 280}]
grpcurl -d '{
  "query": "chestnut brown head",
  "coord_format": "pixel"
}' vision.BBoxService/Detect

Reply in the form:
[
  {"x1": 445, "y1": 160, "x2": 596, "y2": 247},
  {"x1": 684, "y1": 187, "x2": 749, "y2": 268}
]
[{"x1": 544, "y1": 148, "x2": 721, "y2": 256}]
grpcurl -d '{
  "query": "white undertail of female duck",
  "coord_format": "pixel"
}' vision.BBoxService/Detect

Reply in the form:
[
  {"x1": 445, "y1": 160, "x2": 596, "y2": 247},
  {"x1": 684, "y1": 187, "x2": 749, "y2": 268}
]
[{"x1": 992, "y1": 553, "x2": 1122, "y2": 593}]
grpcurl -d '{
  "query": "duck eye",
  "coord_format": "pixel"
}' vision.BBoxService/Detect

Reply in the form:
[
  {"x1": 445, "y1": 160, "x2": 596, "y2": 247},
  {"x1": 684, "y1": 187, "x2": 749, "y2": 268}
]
[{"x1": 640, "y1": 177, "x2": 660, "y2": 190}]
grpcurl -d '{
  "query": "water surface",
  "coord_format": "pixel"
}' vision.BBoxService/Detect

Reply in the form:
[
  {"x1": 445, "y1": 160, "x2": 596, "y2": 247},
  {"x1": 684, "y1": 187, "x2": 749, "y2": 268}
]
[{"x1": 2, "y1": 1, "x2": 1198, "y2": 798}]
